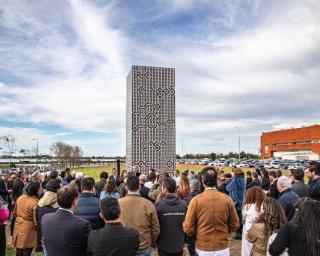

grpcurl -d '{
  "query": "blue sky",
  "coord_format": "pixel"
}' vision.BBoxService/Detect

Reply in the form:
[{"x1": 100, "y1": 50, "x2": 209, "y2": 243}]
[{"x1": 0, "y1": 0, "x2": 320, "y2": 156}]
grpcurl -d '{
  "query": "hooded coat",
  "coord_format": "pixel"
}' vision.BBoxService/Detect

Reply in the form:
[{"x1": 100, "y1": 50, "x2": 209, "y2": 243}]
[{"x1": 155, "y1": 194, "x2": 187, "y2": 253}]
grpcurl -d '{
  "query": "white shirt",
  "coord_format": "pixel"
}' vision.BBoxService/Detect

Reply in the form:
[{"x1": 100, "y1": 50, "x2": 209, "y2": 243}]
[{"x1": 196, "y1": 248, "x2": 230, "y2": 256}]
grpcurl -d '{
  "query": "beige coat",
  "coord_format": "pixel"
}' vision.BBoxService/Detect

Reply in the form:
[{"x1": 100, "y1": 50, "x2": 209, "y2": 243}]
[
  {"x1": 246, "y1": 222, "x2": 268, "y2": 256},
  {"x1": 13, "y1": 195, "x2": 38, "y2": 249},
  {"x1": 119, "y1": 194, "x2": 160, "y2": 251}
]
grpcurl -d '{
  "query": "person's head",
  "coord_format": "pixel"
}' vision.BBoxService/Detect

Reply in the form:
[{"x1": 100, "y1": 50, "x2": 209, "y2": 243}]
[
  {"x1": 126, "y1": 175, "x2": 139, "y2": 192},
  {"x1": 190, "y1": 179, "x2": 201, "y2": 192},
  {"x1": 31, "y1": 171, "x2": 41, "y2": 182},
  {"x1": 17, "y1": 170, "x2": 25, "y2": 180},
  {"x1": 112, "y1": 168, "x2": 117, "y2": 176},
  {"x1": 157, "y1": 171, "x2": 165, "y2": 184},
  {"x1": 132, "y1": 164, "x2": 140, "y2": 173},
  {"x1": 305, "y1": 165, "x2": 319, "y2": 181},
  {"x1": 244, "y1": 187, "x2": 266, "y2": 212},
  {"x1": 276, "y1": 169, "x2": 282, "y2": 178},
  {"x1": 57, "y1": 185, "x2": 79, "y2": 210},
  {"x1": 81, "y1": 177, "x2": 95, "y2": 192},
  {"x1": 246, "y1": 171, "x2": 252, "y2": 178},
  {"x1": 261, "y1": 168, "x2": 269, "y2": 179},
  {"x1": 60, "y1": 170, "x2": 66, "y2": 179},
  {"x1": 121, "y1": 170, "x2": 127, "y2": 179},
  {"x1": 291, "y1": 198, "x2": 320, "y2": 256},
  {"x1": 105, "y1": 179, "x2": 117, "y2": 193},
  {"x1": 202, "y1": 170, "x2": 217, "y2": 188},
  {"x1": 65, "y1": 168, "x2": 70, "y2": 175},
  {"x1": 291, "y1": 169, "x2": 304, "y2": 182},
  {"x1": 234, "y1": 168, "x2": 244, "y2": 176},
  {"x1": 100, "y1": 171, "x2": 108, "y2": 180},
  {"x1": 252, "y1": 172, "x2": 258, "y2": 179},
  {"x1": 277, "y1": 176, "x2": 291, "y2": 193},
  {"x1": 174, "y1": 170, "x2": 180, "y2": 177},
  {"x1": 139, "y1": 174, "x2": 147, "y2": 184},
  {"x1": 268, "y1": 170, "x2": 277, "y2": 181},
  {"x1": 180, "y1": 174, "x2": 190, "y2": 192},
  {"x1": 49, "y1": 170, "x2": 59, "y2": 180},
  {"x1": 257, "y1": 197, "x2": 286, "y2": 237},
  {"x1": 47, "y1": 179, "x2": 62, "y2": 193},
  {"x1": 162, "y1": 177, "x2": 176, "y2": 194},
  {"x1": 100, "y1": 197, "x2": 121, "y2": 222},
  {"x1": 1, "y1": 172, "x2": 10, "y2": 181},
  {"x1": 25, "y1": 181, "x2": 41, "y2": 197},
  {"x1": 147, "y1": 172, "x2": 156, "y2": 183}
]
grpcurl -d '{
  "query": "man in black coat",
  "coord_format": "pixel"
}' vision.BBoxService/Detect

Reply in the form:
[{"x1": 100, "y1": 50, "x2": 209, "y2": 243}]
[
  {"x1": 268, "y1": 171, "x2": 280, "y2": 199},
  {"x1": 0, "y1": 173, "x2": 9, "y2": 202},
  {"x1": 246, "y1": 172, "x2": 262, "y2": 189},
  {"x1": 290, "y1": 169, "x2": 309, "y2": 197},
  {"x1": 42, "y1": 185, "x2": 91, "y2": 256},
  {"x1": 305, "y1": 163, "x2": 320, "y2": 201},
  {"x1": 87, "y1": 197, "x2": 139, "y2": 256},
  {"x1": 155, "y1": 177, "x2": 187, "y2": 256},
  {"x1": 95, "y1": 171, "x2": 108, "y2": 197},
  {"x1": 109, "y1": 168, "x2": 120, "y2": 186},
  {"x1": 74, "y1": 177, "x2": 104, "y2": 230}
]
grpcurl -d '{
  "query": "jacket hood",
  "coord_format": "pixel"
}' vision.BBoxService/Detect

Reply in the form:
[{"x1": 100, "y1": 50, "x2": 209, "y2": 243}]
[
  {"x1": 38, "y1": 191, "x2": 59, "y2": 208},
  {"x1": 162, "y1": 194, "x2": 181, "y2": 205}
]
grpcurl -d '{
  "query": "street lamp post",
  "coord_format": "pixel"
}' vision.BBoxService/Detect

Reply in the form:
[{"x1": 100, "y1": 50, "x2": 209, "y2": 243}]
[
  {"x1": 235, "y1": 127, "x2": 242, "y2": 161},
  {"x1": 32, "y1": 139, "x2": 39, "y2": 167}
]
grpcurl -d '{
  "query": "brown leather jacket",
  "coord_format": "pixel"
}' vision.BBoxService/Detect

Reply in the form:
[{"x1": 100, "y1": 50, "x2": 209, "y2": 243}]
[
  {"x1": 119, "y1": 193, "x2": 160, "y2": 251},
  {"x1": 183, "y1": 189, "x2": 239, "y2": 251}
]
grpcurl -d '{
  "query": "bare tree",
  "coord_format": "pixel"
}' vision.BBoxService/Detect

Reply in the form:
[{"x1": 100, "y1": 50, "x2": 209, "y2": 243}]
[
  {"x1": 1, "y1": 135, "x2": 16, "y2": 166},
  {"x1": 51, "y1": 142, "x2": 83, "y2": 168}
]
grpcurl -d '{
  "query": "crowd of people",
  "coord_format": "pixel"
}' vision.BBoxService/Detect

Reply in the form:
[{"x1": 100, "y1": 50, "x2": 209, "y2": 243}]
[{"x1": 0, "y1": 162, "x2": 320, "y2": 256}]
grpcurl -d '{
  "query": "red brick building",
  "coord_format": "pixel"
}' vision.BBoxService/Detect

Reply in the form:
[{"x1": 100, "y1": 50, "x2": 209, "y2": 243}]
[{"x1": 261, "y1": 125, "x2": 320, "y2": 160}]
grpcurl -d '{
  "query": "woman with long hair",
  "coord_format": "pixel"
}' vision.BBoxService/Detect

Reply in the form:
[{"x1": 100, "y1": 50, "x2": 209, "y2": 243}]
[
  {"x1": 246, "y1": 197, "x2": 286, "y2": 256},
  {"x1": 100, "y1": 179, "x2": 120, "y2": 200},
  {"x1": 177, "y1": 174, "x2": 190, "y2": 199},
  {"x1": 269, "y1": 197, "x2": 320, "y2": 256},
  {"x1": 13, "y1": 181, "x2": 41, "y2": 256},
  {"x1": 241, "y1": 187, "x2": 266, "y2": 256}
]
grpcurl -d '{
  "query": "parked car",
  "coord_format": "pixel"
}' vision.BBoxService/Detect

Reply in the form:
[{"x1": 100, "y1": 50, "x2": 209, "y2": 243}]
[{"x1": 288, "y1": 163, "x2": 303, "y2": 170}]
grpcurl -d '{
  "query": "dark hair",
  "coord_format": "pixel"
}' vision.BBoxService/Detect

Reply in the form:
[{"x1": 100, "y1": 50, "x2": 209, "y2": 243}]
[
  {"x1": 291, "y1": 169, "x2": 304, "y2": 181},
  {"x1": 100, "y1": 171, "x2": 108, "y2": 180},
  {"x1": 308, "y1": 164, "x2": 320, "y2": 175},
  {"x1": 100, "y1": 197, "x2": 120, "y2": 221},
  {"x1": 126, "y1": 176, "x2": 139, "y2": 191},
  {"x1": 276, "y1": 169, "x2": 282, "y2": 178},
  {"x1": 252, "y1": 172, "x2": 258, "y2": 179},
  {"x1": 26, "y1": 181, "x2": 40, "y2": 197},
  {"x1": 162, "y1": 177, "x2": 176, "y2": 193},
  {"x1": 202, "y1": 171, "x2": 217, "y2": 188},
  {"x1": 256, "y1": 197, "x2": 286, "y2": 237},
  {"x1": 81, "y1": 177, "x2": 95, "y2": 191},
  {"x1": 104, "y1": 179, "x2": 117, "y2": 193},
  {"x1": 292, "y1": 198, "x2": 320, "y2": 256},
  {"x1": 148, "y1": 172, "x2": 156, "y2": 182},
  {"x1": 234, "y1": 168, "x2": 244, "y2": 176},
  {"x1": 60, "y1": 170, "x2": 66, "y2": 179},
  {"x1": 309, "y1": 161, "x2": 320, "y2": 175},
  {"x1": 225, "y1": 173, "x2": 232, "y2": 179},
  {"x1": 268, "y1": 170, "x2": 277, "y2": 178},
  {"x1": 57, "y1": 185, "x2": 78, "y2": 209},
  {"x1": 47, "y1": 179, "x2": 61, "y2": 193},
  {"x1": 244, "y1": 187, "x2": 265, "y2": 211},
  {"x1": 49, "y1": 170, "x2": 59, "y2": 180},
  {"x1": 246, "y1": 171, "x2": 252, "y2": 176}
]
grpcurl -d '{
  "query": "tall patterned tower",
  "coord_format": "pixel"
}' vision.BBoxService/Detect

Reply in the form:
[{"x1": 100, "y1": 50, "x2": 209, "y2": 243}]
[{"x1": 126, "y1": 65, "x2": 176, "y2": 174}]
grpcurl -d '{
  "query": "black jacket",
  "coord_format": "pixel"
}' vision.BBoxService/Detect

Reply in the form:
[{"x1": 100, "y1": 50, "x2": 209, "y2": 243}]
[
  {"x1": 155, "y1": 194, "x2": 187, "y2": 253},
  {"x1": 95, "y1": 179, "x2": 106, "y2": 197},
  {"x1": 185, "y1": 190, "x2": 202, "y2": 206},
  {"x1": 42, "y1": 209, "x2": 91, "y2": 256},
  {"x1": 140, "y1": 184, "x2": 150, "y2": 201},
  {"x1": 87, "y1": 222, "x2": 139, "y2": 256},
  {"x1": 0, "y1": 178, "x2": 9, "y2": 201},
  {"x1": 269, "y1": 179, "x2": 280, "y2": 199},
  {"x1": 309, "y1": 177, "x2": 320, "y2": 201},
  {"x1": 246, "y1": 178, "x2": 262, "y2": 189},
  {"x1": 291, "y1": 180, "x2": 309, "y2": 198},
  {"x1": 269, "y1": 223, "x2": 308, "y2": 256},
  {"x1": 74, "y1": 192, "x2": 104, "y2": 230},
  {"x1": 278, "y1": 189, "x2": 299, "y2": 221},
  {"x1": 12, "y1": 178, "x2": 24, "y2": 201}
]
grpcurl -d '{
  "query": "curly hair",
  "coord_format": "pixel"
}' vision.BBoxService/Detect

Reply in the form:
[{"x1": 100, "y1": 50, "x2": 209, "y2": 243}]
[
  {"x1": 256, "y1": 197, "x2": 286, "y2": 237},
  {"x1": 243, "y1": 186, "x2": 265, "y2": 212}
]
